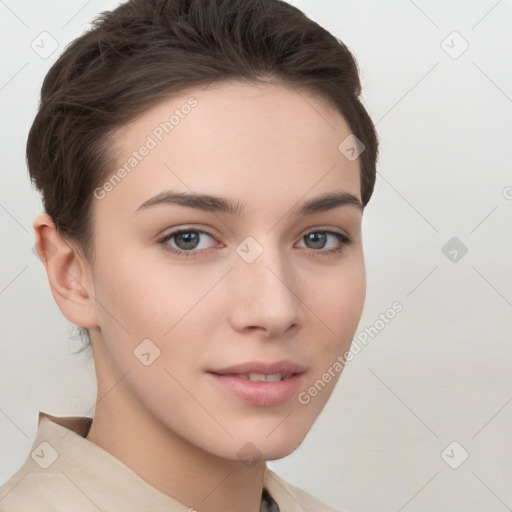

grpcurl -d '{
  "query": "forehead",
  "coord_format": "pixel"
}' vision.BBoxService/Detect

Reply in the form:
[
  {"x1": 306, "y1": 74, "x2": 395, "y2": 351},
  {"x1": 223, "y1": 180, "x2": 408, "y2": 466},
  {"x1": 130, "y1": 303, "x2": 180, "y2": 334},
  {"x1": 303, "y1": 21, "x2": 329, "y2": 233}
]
[{"x1": 94, "y1": 81, "x2": 361, "y2": 219}]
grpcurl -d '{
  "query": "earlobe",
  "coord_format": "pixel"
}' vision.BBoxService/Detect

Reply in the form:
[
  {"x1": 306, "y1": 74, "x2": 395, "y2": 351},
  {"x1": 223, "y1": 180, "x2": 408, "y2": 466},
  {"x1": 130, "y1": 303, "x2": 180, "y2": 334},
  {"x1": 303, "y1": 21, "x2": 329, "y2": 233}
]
[{"x1": 33, "y1": 213, "x2": 98, "y2": 329}]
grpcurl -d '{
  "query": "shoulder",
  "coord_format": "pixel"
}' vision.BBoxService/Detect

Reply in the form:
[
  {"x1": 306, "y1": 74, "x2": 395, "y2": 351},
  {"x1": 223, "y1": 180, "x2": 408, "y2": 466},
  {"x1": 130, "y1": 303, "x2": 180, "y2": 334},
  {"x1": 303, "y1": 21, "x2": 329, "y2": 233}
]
[
  {"x1": 0, "y1": 468, "x2": 85, "y2": 512},
  {"x1": 0, "y1": 412, "x2": 111, "y2": 512},
  {"x1": 264, "y1": 468, "x2": 344, "y2": 512}
]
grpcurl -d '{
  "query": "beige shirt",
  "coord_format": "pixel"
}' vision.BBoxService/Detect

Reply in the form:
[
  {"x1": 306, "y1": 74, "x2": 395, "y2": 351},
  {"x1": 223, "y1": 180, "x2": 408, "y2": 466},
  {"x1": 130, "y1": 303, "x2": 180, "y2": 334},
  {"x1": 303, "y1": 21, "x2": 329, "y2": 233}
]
[{"x1": 0, "y1": 411, "x2": 341, "y2": 511}]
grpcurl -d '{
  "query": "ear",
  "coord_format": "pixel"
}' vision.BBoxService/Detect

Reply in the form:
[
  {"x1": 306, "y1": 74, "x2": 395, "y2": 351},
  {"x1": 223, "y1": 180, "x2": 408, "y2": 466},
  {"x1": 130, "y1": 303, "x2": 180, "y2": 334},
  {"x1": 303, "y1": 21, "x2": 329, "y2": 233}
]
[{"x1": 33, "y1": 213, "x2": 98, "y2": 329}]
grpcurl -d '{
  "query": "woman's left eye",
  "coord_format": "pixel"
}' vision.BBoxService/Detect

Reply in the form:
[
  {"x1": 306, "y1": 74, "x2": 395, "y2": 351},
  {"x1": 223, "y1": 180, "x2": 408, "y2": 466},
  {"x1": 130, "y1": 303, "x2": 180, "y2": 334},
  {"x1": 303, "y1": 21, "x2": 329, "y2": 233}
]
[
  {"x1": 297, "y1": 230, "x2": 352, "y2": 255},
  {"x1": 157, "y1": 228, "x2": 351, "y2": 258}
]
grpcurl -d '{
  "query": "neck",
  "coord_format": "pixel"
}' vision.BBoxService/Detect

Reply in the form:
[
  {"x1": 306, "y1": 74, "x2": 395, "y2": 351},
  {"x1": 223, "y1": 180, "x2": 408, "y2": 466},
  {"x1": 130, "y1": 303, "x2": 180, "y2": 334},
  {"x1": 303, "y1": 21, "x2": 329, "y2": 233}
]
[{"x1": 85, "y1": 367, "x2": 267, "y2": 512}]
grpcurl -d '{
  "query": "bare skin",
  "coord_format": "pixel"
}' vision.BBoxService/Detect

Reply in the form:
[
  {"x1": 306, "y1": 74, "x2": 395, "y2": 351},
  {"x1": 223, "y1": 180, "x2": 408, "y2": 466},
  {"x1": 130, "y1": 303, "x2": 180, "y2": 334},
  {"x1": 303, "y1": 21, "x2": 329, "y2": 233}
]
[{"x1": 34, "y1": 80, "x2": 366, "y2": 512}]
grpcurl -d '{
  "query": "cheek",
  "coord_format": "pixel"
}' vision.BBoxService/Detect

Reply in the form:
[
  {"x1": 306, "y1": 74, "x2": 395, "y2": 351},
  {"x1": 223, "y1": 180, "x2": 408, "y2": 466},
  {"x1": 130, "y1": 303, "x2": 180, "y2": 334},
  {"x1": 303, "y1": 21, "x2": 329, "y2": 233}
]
[
  {"x1": 294, "y1": 263, "x2": 365, "y2": 419},
  {"x1": 311, "y1": 258, "x2": 365, "y2": 333},
  {"x1": 304, "y1": 257, "x2": 366, "y2": 376},
  {"x1": 90, "y1": 253, "x2": 212, "y2": 411},
  {"x1": 91, "y1": 250, "x2": 228, "y2": 377},
  {"x1": 93, "y1": 249, "x2": 201, "y2": 334}
]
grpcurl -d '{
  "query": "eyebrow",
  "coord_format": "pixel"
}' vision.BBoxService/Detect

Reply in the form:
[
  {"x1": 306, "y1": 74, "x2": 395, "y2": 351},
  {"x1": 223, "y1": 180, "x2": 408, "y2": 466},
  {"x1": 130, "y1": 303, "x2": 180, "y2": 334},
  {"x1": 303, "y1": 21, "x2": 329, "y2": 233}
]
[{"x1": 133, "y1": 189, "x2": 363, "y2": 216}]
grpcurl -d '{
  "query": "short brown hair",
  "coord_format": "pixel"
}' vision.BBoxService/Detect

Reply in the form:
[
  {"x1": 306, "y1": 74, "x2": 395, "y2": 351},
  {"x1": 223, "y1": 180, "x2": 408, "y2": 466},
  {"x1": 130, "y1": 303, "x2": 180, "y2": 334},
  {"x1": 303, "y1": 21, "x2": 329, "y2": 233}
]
[{"x1": 27, "y1": 0, "x2": 379, "y2": 353}]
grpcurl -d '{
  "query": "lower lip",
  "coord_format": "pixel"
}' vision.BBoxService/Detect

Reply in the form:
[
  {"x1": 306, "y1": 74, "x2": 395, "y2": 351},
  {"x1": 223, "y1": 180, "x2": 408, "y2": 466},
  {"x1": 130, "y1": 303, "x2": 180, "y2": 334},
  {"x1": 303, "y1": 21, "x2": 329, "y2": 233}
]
[{"x1": 207, "y1": 372, "x2": 304, "y2": 407}]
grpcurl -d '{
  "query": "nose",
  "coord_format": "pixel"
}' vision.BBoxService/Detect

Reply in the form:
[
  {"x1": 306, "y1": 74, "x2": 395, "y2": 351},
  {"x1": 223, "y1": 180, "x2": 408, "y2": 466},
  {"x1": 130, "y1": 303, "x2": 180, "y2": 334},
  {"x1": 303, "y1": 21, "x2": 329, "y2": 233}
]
[{"x1": 226, "y1": 241, "x2": 304, "y2": 338}]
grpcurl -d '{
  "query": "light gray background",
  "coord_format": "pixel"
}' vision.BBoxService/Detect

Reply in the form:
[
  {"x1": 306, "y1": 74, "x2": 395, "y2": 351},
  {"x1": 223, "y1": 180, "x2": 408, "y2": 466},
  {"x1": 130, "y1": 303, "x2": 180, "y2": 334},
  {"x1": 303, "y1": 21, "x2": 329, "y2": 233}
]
[{"x1": 1, "y1": 1, "x2": 511, "y2": 511}]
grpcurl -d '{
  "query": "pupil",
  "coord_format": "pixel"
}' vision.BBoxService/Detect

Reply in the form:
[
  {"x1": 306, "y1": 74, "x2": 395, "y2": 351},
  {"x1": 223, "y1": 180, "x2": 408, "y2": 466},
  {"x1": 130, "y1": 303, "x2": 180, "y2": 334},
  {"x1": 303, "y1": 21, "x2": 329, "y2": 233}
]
[
  {"x1": 307, "y1": 233, "x2": 326, "y2": 249},
  {"x1": 178, "y1": 232, "x2": 199, "y2": 249}
]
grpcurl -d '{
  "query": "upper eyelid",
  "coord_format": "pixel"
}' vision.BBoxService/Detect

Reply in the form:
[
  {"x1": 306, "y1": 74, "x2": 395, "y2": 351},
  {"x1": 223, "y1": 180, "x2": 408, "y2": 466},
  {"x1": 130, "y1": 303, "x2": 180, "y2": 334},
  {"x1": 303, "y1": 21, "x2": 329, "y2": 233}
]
[
  {"x1": 158, "y1": 226, "x2": 216, "y2": 241},
  {"x1": 161, "y1": 225, "x2": 348, "y2": 236}
]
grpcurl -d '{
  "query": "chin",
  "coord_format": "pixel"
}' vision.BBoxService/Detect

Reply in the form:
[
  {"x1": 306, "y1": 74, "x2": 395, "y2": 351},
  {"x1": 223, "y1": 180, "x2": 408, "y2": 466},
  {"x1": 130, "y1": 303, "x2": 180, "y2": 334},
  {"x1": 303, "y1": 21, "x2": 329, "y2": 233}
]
[
  {"x1": 225, "y1": 422, "x2": 311, "y2": 464},
  {"x1": 263, "y1": 439, "x2": 306, "y2": 461}
]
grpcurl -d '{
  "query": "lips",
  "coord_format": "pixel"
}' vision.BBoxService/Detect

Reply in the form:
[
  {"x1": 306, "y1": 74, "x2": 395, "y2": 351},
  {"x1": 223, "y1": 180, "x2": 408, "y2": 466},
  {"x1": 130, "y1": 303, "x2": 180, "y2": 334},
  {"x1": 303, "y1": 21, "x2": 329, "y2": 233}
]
[{"x1": 207, "y1": 360, "x2": 306, "y2": 406}]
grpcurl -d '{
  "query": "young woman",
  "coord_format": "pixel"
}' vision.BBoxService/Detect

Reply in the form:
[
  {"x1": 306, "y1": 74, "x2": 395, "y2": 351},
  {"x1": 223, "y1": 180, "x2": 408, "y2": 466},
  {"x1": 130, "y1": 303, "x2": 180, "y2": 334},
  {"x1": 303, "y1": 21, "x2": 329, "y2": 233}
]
[{"x1": 0, "y1": 0, "x2": 378, "y2": 510}]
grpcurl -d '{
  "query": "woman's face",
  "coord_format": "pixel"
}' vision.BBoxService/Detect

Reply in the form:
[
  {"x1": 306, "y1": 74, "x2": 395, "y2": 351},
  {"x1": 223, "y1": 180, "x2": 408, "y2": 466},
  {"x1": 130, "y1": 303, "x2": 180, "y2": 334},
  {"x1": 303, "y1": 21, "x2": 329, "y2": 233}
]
[{"x1": 86, "y1": 80, "x2": 366, "y2": 462}]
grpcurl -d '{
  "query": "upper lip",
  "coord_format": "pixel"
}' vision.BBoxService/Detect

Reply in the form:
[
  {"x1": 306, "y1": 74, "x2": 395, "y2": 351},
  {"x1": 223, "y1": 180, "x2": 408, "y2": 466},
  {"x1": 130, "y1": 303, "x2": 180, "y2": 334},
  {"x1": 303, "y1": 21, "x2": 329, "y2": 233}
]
[{"x1": 209, "y1": 360, "x2": 306, "y2": 375}]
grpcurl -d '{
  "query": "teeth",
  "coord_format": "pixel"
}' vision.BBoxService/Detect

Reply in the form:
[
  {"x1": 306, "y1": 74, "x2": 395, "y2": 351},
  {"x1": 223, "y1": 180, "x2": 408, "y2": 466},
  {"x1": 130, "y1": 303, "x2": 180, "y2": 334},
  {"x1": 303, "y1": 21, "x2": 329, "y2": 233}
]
[
  {"x1": 246, "y1": 373, "x2": 290, "y2": 382},
  {"x1": 263, "y1": 373, "x2": 282, "y2": 382},
  {"x1": 248, "y1": 373, "x2": 267, "y2": 382},
  {"x1": 223, "y1": 372, "x2": 293, "y2": 381}
]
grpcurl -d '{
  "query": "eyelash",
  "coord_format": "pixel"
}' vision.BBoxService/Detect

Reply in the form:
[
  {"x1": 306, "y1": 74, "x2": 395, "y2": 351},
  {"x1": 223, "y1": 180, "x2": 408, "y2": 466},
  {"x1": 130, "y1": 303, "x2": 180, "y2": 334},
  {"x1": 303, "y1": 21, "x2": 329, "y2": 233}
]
[{"x1": 157, "y1": 228, "x2": 352, "y2": 259}]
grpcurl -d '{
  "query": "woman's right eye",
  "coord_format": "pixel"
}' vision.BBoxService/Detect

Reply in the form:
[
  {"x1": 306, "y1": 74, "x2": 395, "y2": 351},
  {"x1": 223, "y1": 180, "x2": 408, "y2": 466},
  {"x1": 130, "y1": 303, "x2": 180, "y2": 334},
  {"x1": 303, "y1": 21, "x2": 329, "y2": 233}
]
[{"x1": 157, "y1": 228, "x2": 217, "y2": 258}]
